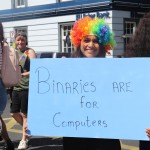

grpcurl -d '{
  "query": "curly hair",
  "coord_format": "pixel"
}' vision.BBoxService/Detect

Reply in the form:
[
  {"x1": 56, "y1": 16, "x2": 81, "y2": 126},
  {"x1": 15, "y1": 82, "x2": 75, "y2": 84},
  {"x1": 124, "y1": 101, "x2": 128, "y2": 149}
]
[
  {"x1": 70, "y1": 16, "x2": 116, "y2": 55},
  {"x1": 124, "y1": 12, "x2": 150, "y2": 57}
]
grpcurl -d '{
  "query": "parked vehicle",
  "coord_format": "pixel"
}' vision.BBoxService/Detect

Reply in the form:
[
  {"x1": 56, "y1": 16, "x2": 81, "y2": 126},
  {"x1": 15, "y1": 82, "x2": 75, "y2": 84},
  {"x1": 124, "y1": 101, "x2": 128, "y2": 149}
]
[{"x1": 36, "y1": 52, "x2": 71, "y2": 58}]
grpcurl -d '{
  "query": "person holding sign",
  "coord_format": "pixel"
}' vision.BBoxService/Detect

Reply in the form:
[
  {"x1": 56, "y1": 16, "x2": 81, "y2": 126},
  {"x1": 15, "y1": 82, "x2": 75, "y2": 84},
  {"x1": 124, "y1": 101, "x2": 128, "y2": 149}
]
[
  {"x1": 0, "y1": 22, "x2": 15, "y2": 150},
  {"x1": 10, "y1": 32, "x2": 36, "y2": 150},
  {"x1": 124, "y1": 11, "x2": 150, "y2": 150},
  {"x1": 63, "y1": 16, "x2": 121, "y2": 150}
]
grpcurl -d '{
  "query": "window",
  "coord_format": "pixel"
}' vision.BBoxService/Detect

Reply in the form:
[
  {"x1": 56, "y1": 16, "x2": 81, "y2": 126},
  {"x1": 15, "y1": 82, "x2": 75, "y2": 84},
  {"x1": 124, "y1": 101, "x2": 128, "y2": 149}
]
[
  {"x1": 13, "y1": 0, "x2": 27, "y2": 8},
  {"x1": 14, "y1": 26, "x2": 27, "y2": 35},
  {"x1": 123, "y1": 19, "x2": 138, "y2": 49},
  {"x1": 60, "y1": 23, "x2": 74, "y2": 53}
]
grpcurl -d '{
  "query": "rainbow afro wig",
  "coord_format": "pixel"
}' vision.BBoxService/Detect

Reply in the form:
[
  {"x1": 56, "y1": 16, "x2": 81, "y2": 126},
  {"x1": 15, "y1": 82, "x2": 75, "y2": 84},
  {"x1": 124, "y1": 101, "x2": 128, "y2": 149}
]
[{"x1": 70, "y1": 16, "x2": 116, "y2": 54}]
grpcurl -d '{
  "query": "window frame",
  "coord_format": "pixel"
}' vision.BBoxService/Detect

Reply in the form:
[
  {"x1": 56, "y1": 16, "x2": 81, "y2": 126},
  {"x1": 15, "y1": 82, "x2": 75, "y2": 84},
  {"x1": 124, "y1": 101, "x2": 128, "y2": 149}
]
[
  {"x1": 12, "y1": 0, "x2": 27, "y2": 8},
  {"x1": 123, "y1": 18, "x2": 139, "y2": 50},
  {"x1": 59, "y1": 22, "x2": 74, "y2": 53}
]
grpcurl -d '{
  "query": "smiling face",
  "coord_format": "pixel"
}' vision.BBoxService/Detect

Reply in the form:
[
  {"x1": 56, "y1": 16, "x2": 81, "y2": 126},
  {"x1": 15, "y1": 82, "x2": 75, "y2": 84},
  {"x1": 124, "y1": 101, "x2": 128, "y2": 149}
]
[
  {"x1": 15, "y1": 35, "x2": 27, "y2": 50},
  {"x1": 80, "y1": 35, "x2": 100, "y2": 58}
]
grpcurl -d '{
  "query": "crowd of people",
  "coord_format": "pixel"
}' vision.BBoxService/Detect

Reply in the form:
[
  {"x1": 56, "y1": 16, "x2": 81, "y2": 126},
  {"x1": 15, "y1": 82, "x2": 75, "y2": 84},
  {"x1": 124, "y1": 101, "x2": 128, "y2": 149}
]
[{"x1": 0, "y1": 10, "x2": 150, "y2": 150}]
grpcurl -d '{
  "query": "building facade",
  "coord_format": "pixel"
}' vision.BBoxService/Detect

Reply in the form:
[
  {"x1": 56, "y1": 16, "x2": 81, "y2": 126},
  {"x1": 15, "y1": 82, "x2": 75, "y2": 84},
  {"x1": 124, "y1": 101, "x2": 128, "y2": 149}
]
[{"x1": 0, "y1": 0, "x2": 150, "y2": 57}]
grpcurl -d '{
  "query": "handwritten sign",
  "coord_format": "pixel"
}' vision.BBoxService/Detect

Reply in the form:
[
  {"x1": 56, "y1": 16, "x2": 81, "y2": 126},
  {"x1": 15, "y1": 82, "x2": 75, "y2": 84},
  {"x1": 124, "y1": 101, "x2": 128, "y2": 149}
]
[{"x1": 28, "y1": 58, "x2": 150, "y2": 140}]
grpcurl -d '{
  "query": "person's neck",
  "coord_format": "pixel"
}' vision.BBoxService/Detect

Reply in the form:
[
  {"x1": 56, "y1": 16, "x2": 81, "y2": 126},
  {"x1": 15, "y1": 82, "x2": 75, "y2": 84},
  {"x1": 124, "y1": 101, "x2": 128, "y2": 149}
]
[{"x1": 17, "y1": 47, "x2": 27, "y2": 52}]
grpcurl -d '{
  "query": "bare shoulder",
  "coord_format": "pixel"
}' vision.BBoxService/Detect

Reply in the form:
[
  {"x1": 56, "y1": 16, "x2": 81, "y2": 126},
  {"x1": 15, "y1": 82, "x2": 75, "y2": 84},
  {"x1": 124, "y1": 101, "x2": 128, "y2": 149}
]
[
  {"x1": 28, "y1": 48, "x2": 35, "y2": 53},
  {"x1": 28, "y1": 48, "x2": 36, "y2": 59}
]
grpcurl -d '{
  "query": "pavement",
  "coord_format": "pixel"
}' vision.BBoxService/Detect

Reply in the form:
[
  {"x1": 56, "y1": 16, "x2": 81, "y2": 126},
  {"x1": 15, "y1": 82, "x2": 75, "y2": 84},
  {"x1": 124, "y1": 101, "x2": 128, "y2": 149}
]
[
  {"x1": 0, "y1": 137, "x2": 139, "y2": 150},
  {"x1": 0, "y1": 137, "x2": 63, "y2": 150}
]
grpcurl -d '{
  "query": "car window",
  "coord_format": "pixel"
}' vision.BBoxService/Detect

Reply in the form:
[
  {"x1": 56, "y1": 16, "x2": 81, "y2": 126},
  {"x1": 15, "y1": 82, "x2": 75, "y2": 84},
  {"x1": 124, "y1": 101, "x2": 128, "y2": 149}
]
[
  {"x1": 40, "y1": 52, "x2": 54, "y2": 58},
  {"x1": 56, "y1": 53, "x2": 71, "y2": 58},
  {"x1": 36, "y1": 52, "x2": 71, "y2": 58}
]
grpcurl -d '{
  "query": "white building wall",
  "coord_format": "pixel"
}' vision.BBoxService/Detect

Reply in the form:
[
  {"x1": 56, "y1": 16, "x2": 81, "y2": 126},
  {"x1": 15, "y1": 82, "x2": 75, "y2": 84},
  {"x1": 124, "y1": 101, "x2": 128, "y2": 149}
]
[
  {"x1": 2, "y1": 10, "x2": 130, "y2": 56},
  {"x1": 3, "y1": 14, "x2": 76, "y2": 52},
  {"x1": 112, "y1": 10, "x2": 131, "y2": 57},
  {"x1": 0, "y1": 0, "x2": 11, "y2": 10},
  {"x1": 28, "y1": 0, "x2": 73, "y2": 7},
  {"x1": 0, "y1": 0, "x2": 57, "y2": 10},
  {"x1": 28, "y1": 0, "x2": 56, "y2": 6}
]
